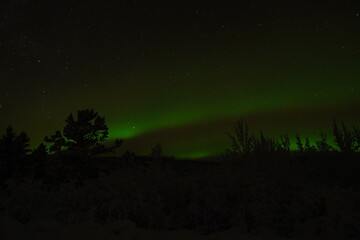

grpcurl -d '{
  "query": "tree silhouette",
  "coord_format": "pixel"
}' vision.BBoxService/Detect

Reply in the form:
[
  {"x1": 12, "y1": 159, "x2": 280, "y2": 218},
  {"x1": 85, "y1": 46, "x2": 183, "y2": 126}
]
[
  {"x1": 315, "y1": 132, "x2": 332, "y2": 152},
  {"x1": 304, "y1": 137, "x2": 316, "y2": 152},
  {"x1": 279, "y1": 134, "x2": 290, "y2": 152},
  {"x1": 225, "y1": 120, "x2": 254, "y2": 156},
  {"x1": 0, "y1": 126, "x2": 16, "y2": 158},
  {"x1": 63, "y1": 109, "x2": 108, "y2": 150},
  {"x1": 0, "y1": 126, "x2": 30, "y2": 159},
  {"x1": 45, "y1": 109, "x2": 121, "y2": 156},
  {"x1": 151, "y1": 143, "x2": 162, "y2": 160},
  {"x1": 0, "y1": 126, "x2": 30, "y2": 182},
  {"x1": 295, "y1": 133, "x2": 304, "y2": 152},
  {"x1": 332, "y1": 120, "x2": 355, "y2": 152},
  {"x1": 354, "y1": 126, "x2": 360, "y2": 151},
  {"x1": 31, "y1": 143, "x2": 48, "y2": 160},
  {"x1": 44, "y1": 130, "x2": 66, "y2": 153},
  {"x1": 253, "y1": 130, "x2": 278, "y2": 154},
  {"x1": 150, "y1": 142, "x2": 163, "y2": 170}
]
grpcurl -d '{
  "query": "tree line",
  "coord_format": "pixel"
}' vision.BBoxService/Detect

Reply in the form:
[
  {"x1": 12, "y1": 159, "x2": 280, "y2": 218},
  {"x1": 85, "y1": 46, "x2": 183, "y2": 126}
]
[
  {"x1": 222, "y1": 119, "x2": 360, "y2": 160},
  {"x1": 0, "y1": 108, "x2": 359, "y2": 185}
]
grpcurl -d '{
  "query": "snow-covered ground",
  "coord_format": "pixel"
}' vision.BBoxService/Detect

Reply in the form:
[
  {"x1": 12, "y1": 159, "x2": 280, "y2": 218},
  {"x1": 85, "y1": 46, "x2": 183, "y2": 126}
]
[{"x1": 0, "y1": 215, "x2": 315, "y2": 240}]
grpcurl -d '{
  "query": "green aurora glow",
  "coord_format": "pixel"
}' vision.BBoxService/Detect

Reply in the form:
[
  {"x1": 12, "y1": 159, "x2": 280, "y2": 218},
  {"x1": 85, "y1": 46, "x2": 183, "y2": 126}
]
[{"x1": 1, "y1": 1, "x2": 359, "y2": 158}]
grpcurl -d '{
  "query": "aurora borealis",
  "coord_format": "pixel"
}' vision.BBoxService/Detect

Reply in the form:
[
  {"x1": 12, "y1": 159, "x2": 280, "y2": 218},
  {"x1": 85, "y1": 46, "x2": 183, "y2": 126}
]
[{"x1": 1, "y1": 1, "x2": 360, "y2": 158}]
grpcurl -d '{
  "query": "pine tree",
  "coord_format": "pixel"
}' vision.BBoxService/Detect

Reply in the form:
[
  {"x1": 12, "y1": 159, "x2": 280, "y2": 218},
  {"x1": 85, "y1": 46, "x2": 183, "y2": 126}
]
[
  {"x1": 315, "y1": 132, "x2": 332, "y2": 152},
  {"x1": 45, "y1": 109, "x2": 121, "y2": 156},
  {"x1": 295, "y1": 133, "x2": 304, "y2": 152},
  {"x1": 0, "y1": 125, "x2": 30, "y2": 159},
  {"x1": 0, "y1": 126, "x2": 30, "y2": 180},
  {"x1": 44, "y1": 130, "x2": 66, "y2": 153},
  {"x1": 332, "y1": 120, "x2": 355, "y2": 152},
  {"x1": 63, "y1": 109, "x2": 108, "y2": 150}
]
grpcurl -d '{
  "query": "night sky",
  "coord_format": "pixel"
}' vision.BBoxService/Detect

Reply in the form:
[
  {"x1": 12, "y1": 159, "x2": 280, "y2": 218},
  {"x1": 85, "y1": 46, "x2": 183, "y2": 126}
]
[{"x1": 1, "y1": 0, "x2": 360, "y2": 158}]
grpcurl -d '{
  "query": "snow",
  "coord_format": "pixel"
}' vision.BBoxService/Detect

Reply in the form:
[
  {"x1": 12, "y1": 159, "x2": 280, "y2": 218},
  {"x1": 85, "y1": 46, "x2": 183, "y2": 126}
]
[{"x1": 0, "y1": 215, "x2": 317, "y2": 240}]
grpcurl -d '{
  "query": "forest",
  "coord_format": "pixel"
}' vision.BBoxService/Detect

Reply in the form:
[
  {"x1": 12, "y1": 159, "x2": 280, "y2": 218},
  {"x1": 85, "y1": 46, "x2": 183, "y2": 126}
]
[{"x1": 1, "y1": 109, "x2": 359, "y2": 239}]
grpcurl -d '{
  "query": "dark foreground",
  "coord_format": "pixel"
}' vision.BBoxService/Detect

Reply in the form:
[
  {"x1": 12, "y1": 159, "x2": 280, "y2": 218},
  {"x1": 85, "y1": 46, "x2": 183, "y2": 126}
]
[{"x1": 1, "y1": 152, "x2": 360, "y2": 240}]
